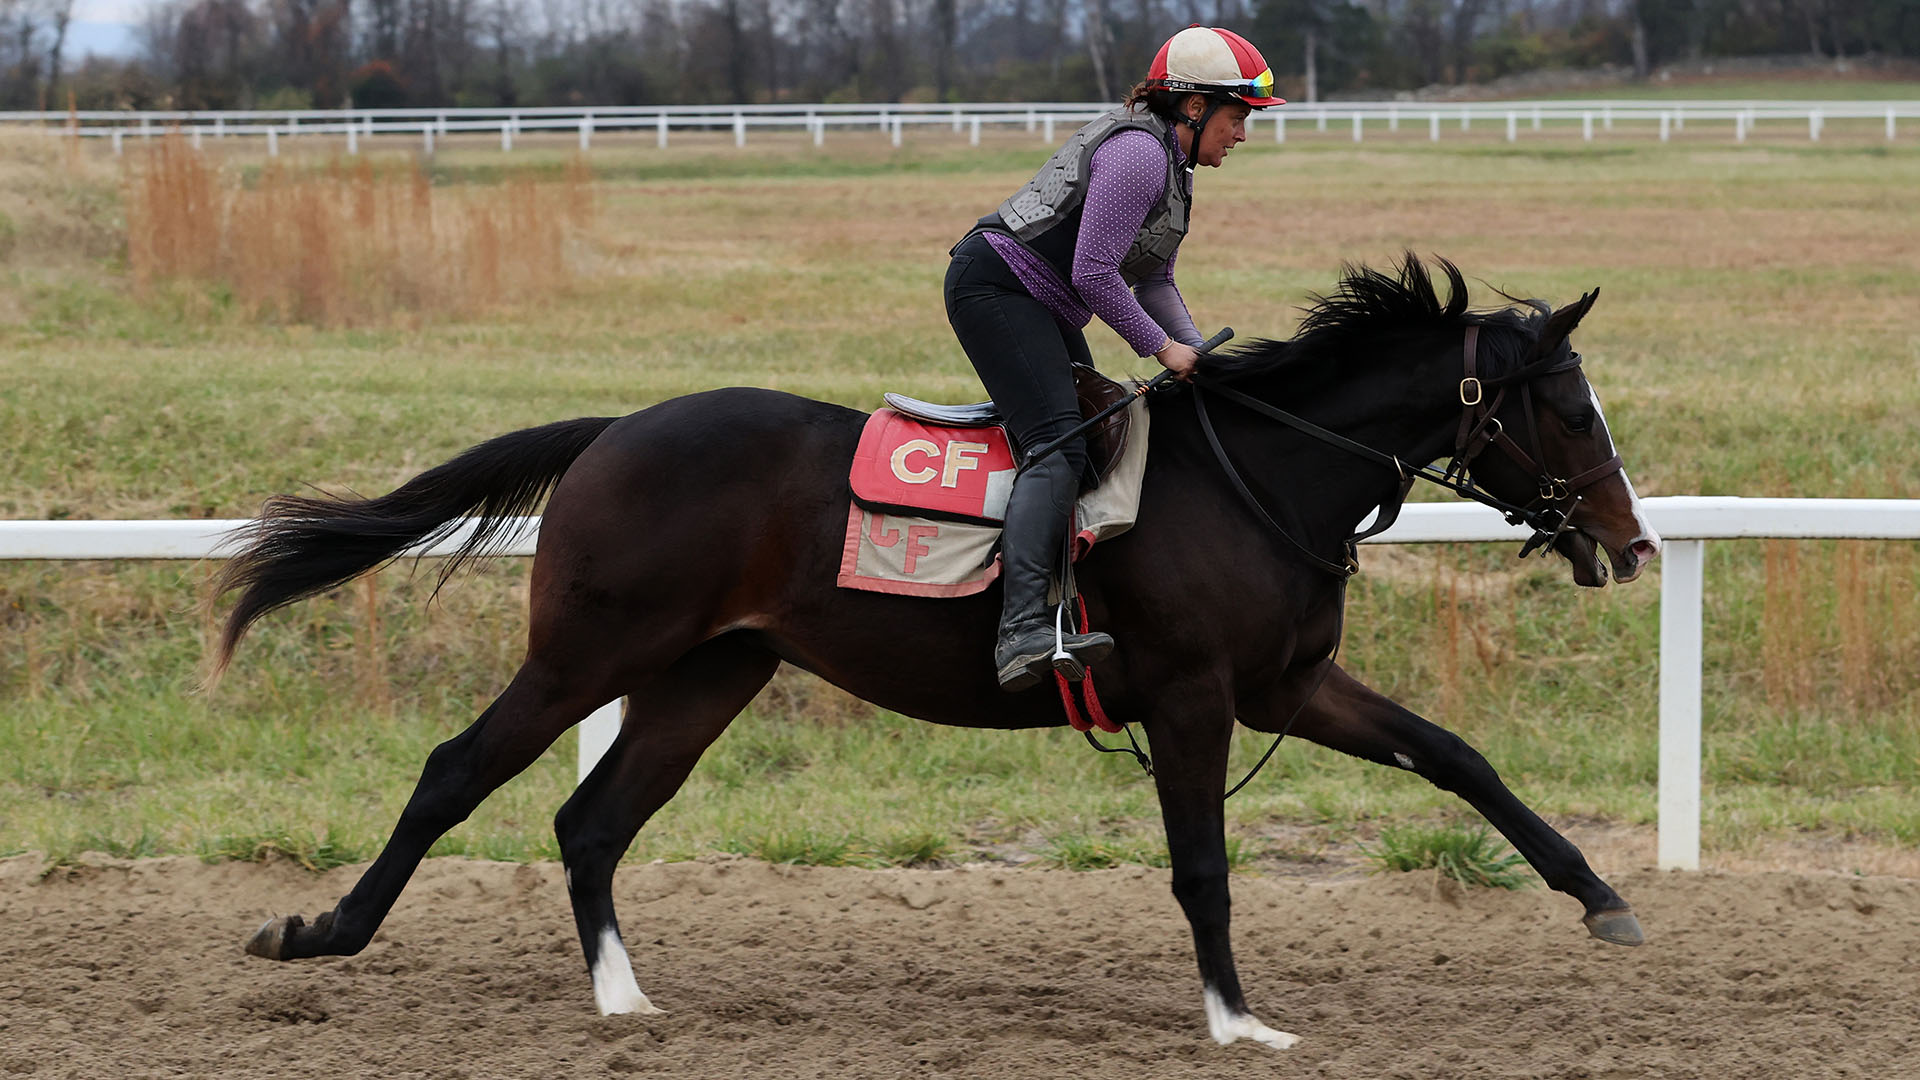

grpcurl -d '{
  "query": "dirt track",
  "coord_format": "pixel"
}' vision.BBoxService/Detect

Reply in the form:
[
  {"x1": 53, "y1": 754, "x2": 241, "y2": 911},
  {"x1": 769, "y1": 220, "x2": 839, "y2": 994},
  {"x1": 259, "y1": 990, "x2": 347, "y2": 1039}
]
[{"x1": 2, "y1": 854, "x2": 1916, "y2": 1079}]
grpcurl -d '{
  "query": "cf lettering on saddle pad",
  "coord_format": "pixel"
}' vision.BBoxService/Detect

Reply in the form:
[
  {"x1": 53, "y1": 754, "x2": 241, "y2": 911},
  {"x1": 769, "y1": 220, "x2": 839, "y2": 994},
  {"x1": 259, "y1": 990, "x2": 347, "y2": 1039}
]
[
  {"x1": 839, "y1": 399, "x2": 1154, "y2": 598},
  {"x1": 849, "y1": 409, "x2": 1018, "y2": 524}
]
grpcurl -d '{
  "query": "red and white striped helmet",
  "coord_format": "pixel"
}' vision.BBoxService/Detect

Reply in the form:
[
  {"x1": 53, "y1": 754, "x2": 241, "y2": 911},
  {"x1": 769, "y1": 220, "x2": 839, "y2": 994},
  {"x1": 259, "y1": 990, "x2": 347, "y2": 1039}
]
[{"x1": 1146, "y1": 26, "x2": 1284, "y2": 109}]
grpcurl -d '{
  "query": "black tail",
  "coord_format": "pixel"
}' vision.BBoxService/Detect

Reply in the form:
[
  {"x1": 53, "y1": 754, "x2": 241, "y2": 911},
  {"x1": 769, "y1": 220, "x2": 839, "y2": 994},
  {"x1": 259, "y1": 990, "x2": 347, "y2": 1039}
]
[{"x1": 208, "y1": 415, "x2": 619, "y2": 678}]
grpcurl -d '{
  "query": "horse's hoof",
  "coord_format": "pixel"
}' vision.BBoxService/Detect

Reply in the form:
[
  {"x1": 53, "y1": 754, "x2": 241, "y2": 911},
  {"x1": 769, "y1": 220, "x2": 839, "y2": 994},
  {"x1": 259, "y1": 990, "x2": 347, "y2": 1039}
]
[
  {"x1": 1582, "y1": 907, "x2": 1645, "y2": 947},
  {"x1": 246, "y1": 914, "x2": 304, "y2": 960}
]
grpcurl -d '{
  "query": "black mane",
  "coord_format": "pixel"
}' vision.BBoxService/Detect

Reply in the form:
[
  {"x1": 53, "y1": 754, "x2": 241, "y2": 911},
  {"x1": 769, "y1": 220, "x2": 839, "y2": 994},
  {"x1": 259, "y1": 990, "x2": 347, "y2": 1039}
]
[{"x1": 1197, "y1": 253, "x2": 1545, "y2": 387}]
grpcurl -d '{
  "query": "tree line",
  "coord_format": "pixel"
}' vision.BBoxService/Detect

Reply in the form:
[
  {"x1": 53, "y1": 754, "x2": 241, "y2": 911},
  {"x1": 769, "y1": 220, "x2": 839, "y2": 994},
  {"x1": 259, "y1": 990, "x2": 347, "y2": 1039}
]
[{"x1": 3, "y1": 0, "x2": 1915, "y2": 111}]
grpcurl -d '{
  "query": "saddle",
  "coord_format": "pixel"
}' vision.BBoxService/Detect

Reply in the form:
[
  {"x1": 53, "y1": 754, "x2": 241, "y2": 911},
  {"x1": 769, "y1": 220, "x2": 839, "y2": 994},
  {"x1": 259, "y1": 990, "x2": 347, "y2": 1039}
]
[{"x1": 883, "y1": 365, "x2": 1137, "y2": 487}]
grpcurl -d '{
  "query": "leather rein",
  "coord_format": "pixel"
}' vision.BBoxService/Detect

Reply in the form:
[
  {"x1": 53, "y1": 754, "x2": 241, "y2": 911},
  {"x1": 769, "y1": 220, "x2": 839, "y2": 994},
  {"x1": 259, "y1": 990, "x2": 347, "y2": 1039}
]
[
  {"x1": 1188, "y1": 324, "x2": 1625, "y2": 578},
  {"x1": 1188, "y1": 324, "x2": 1624, "y2": 799}
]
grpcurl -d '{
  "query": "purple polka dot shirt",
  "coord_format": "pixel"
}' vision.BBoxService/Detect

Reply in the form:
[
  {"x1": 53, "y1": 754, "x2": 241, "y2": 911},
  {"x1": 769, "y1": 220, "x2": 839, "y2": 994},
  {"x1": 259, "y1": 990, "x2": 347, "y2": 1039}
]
[{"x1": 984, "y1": 128, "x2": 1203, "y2": 357}]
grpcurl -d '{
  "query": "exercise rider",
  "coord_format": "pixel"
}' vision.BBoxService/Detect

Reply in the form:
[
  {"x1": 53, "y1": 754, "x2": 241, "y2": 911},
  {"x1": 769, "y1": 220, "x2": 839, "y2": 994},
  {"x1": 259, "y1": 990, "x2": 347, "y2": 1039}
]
[{"x1": 943, "y1": 25, "x2": 1284, "y2": 691}]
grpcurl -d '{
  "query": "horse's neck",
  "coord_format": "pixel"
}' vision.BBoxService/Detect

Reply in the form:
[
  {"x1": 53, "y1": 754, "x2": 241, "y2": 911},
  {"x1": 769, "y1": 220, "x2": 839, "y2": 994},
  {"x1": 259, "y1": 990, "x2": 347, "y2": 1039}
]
[{"x1": 1197, "y1": 364, "x2": 1459, "y2": 557}]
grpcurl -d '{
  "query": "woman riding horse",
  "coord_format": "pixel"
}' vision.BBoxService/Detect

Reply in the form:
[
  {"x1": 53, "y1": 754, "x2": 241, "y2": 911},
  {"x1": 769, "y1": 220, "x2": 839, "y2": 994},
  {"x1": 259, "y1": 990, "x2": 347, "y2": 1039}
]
[{"x1": 947, "y1": 25, "x2": 1283, "y2": 691}]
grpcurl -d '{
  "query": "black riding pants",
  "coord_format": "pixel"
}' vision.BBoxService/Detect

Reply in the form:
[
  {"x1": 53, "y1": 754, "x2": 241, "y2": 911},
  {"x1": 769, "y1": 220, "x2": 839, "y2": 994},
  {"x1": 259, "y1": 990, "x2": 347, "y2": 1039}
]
[{"x1": 943, "y1": 232, "x2": 1092, "y2": 508}]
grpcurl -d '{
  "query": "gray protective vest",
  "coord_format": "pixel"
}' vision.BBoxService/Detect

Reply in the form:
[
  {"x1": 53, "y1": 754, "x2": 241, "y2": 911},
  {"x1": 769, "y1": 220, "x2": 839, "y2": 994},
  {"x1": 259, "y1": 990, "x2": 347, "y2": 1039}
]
[{"x1": 988, "y1": 105, "x2": 1189, "y2": 285}]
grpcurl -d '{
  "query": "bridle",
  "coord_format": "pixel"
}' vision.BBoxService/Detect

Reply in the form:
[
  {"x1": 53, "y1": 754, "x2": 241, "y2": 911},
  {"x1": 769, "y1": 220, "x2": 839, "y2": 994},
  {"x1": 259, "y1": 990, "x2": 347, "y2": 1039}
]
[
  {"x1": 1444, "y1": 325, "x2": 1623, "y2": 559},
  {"x1": 1189, "y1": 324, "x2": 1625, "y2": 578},
  {"x1": 1182, "y1": 322, "x2": 1626, "y2": 798}
]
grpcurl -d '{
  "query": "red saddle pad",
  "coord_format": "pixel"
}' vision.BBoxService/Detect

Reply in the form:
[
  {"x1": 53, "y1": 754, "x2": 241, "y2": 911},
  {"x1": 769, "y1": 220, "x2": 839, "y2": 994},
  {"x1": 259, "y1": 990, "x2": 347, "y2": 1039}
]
[{"x1": 849, "y1": 408, "x2": 1018, "y2": 524}]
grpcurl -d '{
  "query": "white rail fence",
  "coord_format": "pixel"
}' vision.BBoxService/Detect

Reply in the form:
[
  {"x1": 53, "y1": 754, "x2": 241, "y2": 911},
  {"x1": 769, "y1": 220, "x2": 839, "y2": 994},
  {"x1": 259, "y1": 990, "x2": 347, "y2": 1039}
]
[
  {"x1": 6, "y1": 495, "x2": 1920, "y2": 871},
  {"x1": 5, "y1": 100, "x2": 1915, "y2": 155}
]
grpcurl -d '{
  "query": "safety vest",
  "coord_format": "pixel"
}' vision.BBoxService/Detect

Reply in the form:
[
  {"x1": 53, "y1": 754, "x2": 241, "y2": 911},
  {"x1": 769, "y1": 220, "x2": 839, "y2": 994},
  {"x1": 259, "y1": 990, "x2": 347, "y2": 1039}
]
[{"x1": 971, "y1": 104, "x2": 1189, "y2": 286}]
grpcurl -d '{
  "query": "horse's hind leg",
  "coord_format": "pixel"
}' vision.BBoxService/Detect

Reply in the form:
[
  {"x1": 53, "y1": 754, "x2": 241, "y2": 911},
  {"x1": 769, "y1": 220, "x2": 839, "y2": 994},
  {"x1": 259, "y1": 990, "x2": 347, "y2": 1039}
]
[
  {"x1": 1258, "y1": 664, "x2": 1643, "y2": 946},
  {"x1": 246, "y1": 657, "x2": 607, "y2": 961},
  {"x1": 554, "y1": 634, "x2": 779, "y2": 1015}
]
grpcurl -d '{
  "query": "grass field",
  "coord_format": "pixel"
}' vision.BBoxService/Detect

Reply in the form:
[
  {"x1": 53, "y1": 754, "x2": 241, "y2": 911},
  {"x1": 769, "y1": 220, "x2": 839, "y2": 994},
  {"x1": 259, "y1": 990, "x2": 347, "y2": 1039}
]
[{"x1": 2, "y1": 128, "x2": 1916, "y2": 875}]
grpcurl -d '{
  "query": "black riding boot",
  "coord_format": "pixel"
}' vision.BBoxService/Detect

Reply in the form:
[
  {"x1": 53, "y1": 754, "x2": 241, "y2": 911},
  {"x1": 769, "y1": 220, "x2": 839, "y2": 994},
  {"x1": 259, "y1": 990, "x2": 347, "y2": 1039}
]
[{"x1": 993, "y1": 456, "x2": 1115, "y2": 692}]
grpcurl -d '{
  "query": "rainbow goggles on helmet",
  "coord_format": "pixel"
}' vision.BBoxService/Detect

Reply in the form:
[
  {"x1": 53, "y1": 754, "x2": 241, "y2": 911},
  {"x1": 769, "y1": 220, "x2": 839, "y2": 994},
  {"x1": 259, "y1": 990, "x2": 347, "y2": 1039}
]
[{"x1": 1148, "y1": 69, "x2": 1276, "y2": 104}]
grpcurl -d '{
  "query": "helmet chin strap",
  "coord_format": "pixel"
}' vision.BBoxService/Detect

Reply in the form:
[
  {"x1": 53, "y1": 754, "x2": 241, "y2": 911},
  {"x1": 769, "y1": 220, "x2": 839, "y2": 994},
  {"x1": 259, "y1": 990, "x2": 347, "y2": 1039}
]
[{"x1": 1183, "y1": 96, "x2": 1225, "y2": 175}]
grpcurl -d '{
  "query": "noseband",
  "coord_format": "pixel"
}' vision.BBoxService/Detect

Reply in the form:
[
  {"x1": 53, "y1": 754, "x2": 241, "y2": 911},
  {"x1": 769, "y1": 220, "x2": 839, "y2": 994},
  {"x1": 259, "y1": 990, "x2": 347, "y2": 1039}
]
[
  {"x1": 1444, "y1": 325, "x2": 1624, "y2": 558},
  {"x1": 1190, "y1": 325, "x2": 1624, "y2": 577}
]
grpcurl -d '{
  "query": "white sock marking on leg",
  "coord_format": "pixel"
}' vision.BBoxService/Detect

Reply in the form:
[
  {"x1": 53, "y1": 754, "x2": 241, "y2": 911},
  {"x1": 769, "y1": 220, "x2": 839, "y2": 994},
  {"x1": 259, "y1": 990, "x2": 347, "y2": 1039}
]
[
  {"x1": 590, "y1": 927, "x2": 665, "y2": 1016},
  {"x1": 1202, "y1": 986, "x2": 1299, "y2": 1049}
]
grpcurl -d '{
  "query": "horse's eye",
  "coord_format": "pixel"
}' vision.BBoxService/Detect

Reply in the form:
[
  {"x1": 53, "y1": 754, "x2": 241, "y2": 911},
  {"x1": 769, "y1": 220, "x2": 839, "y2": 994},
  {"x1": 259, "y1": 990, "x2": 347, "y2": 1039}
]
[{"x1": 1565, "y1": 415, "x2": 1593, "y2": 434}]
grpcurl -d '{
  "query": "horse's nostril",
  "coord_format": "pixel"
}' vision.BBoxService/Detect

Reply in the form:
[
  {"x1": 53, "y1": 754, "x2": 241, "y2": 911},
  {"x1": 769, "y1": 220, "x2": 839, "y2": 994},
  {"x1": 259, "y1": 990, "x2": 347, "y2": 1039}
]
[{"x1": 1630, "y1": 539, "x2": 1660, "y2": 563}]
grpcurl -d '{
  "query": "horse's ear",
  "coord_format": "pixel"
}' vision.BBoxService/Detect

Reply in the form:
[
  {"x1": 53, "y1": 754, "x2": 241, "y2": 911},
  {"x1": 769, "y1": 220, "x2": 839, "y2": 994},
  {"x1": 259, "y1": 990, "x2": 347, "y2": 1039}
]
[{"x1": 1533, "y1": 288, "x2": 1600, "y2": 357}]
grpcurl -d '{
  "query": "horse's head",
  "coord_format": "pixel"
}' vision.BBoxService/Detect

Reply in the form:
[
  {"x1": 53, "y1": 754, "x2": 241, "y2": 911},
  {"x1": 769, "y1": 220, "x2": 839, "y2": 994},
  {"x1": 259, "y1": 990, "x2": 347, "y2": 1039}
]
[{"x1": 1465, "y1": 290, "x2": 1661, "y2": 587}]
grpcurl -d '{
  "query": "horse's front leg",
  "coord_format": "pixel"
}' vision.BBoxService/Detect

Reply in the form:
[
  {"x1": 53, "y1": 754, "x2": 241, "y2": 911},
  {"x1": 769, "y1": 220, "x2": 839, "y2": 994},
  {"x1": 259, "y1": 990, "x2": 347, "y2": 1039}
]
[
  {"x1": 1144, "y1": 689, "x2": 1300, "y2": 1050},
  {"x1": 1253, "y1": 663, "x2": 1643, "y2": 945}
]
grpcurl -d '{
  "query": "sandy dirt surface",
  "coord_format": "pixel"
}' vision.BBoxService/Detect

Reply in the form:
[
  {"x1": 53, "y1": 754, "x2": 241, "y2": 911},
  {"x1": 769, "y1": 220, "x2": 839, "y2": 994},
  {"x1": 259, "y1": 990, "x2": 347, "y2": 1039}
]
[{"x1": 2, "y1": 854, "x2": 1917, "y2": 1079}]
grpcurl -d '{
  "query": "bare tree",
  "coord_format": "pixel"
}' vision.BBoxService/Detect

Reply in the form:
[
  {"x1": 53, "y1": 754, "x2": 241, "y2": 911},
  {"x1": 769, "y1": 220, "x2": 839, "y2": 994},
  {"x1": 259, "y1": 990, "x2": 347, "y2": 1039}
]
[
  {"x1": 42, "y1": 0, "x2": 70, "y2": 107},
  {"x1": 1085, "y1": 0, "x2": 1116, "y2": 100}
]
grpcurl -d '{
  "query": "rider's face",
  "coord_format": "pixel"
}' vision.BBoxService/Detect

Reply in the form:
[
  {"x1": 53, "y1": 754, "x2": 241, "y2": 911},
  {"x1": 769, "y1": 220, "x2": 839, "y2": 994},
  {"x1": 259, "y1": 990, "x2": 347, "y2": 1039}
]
[{"x1": 1182, "y1": 97, "x2": 1253, "y2": 168}]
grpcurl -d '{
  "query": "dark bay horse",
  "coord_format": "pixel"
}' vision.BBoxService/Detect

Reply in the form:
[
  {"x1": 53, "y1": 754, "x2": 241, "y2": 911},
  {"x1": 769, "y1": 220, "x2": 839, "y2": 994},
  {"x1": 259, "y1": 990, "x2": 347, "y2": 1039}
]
[{"x1": 213, "y1": 255, "x2": 1661, "y2": 1050}]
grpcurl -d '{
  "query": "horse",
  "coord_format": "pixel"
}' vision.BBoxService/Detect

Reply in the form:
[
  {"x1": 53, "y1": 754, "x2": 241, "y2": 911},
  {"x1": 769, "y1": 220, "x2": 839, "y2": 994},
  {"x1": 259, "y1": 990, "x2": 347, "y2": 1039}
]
[{"x1": 211, "y1": 254, "x2": 1662, "y2": 1050}]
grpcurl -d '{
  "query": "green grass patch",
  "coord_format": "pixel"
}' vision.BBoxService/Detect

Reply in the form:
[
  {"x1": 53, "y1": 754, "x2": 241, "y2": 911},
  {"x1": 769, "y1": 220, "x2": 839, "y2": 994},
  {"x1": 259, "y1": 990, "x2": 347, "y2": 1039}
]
[
  {"x1": 1361, "y1": 824, "x2": 1535, "y2": 890},
  {"x1": 722, "y1": 830, "x2": 878, "y2": 868},
  {"x1": 199, "y1": 830, "x2": 367, "y2": 872},
  {"x1": 874, "y1": 829, "x2": 957, "y2": 867}
]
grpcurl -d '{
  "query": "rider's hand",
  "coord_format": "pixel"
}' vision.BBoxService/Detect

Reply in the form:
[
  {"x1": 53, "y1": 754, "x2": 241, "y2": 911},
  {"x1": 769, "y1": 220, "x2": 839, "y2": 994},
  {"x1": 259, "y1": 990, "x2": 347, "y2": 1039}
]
[{"x1": 1155, "y1": 339, "x2": 1202, "y2": 381}]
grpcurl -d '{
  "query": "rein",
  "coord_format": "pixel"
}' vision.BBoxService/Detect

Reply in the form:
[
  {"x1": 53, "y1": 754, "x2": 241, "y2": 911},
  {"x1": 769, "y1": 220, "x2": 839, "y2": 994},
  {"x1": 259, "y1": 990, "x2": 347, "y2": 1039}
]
[
  {"x1": 1189, "y1": 325, "x2": 1624, "y2": 577},
  {"x1": 1189, "y1": 324, "x2": 1624, "y2": 798}
]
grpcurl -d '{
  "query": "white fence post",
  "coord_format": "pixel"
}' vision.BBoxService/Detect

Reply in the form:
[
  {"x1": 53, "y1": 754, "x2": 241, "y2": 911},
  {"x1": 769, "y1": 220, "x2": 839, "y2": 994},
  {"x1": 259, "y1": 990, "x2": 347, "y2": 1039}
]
[
  {"x1": 1658, "y1": 540, "x2": 1706, "y2": 871},
  {"x1": 734, "y1": 111, "x2": 746, "y2": 148},
  {"x1": 112, "y1": 129, "x2": 123, "y2": 155},
  {"x1": 1583, "y1": 111, "x2": 1593, "y2": 141},
  {"x1": 1025, "y1": 107, "x2": 1035, "y2": 133},
  {"x1": 191, "y1": 126, "x2": 203, "y2": 151},
  {"x1": 579, "y1": 115, "x2": 592, "y2": 151},
  {"x1": 657, "y1": 112, "x2": 668, "y2": 148},
  {"x1": 1352, "y1": 113, "x2": 1362, "y2": 142},
  {"x1": 1317, "y1": 109, "x2": 1327, "y2": 131},
  {"x1": 1429, "y1": 112, "x2": 1439, "y2": 141},
  {"x1": 1389, "y1": 107, "x2": 1399, "y2": 132},
  {"x1": 1887, "y1": 108, "x2": 1896, "y2": 141},
  {"x1": 1660, "y1": 111, "x2": 1671, "y2": 142},
  {"x1": 813, "y1": 116, "x2": 824, "y2": 147},
  {"x1": 969, "y1": 116, "x2": 980, "y2": 146},
  {"x1": 1506, "y1": 111, "x2": 1517, "y2": 142},
  {"x1": 346, "y1": 123, "x2": 357, "y2": 155},
  {"x1": 215, "y1": 116, "x2": 225, "y2": 138},
  {"x1": 1809, "y1": 110, "x2": 1821, "y2": 141},
  {"x1": 1461, "y1": 110, "x2": 1470, "y2": 131},
  {"x1": 267, "y1": 128, "x2": 278, "y2": 156},
  {"x1": 890, "y1": 116, "x2": 902, "y2": 147},
  {"x1": 422, "y1": 125, "x2": 434, "y2": 154},
  {"x1": 501, "y1": 121, "x2": 512, "y2": 151}
]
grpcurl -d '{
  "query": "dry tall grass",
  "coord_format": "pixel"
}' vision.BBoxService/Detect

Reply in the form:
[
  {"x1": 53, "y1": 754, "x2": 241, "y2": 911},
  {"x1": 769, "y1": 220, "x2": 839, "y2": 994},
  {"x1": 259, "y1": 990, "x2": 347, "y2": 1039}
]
[
  {"x1": 124, "y1": 135, "x2": 594, "y2": 325},
  {"x1": 1762, "y1": 539, "x2": 1918, "y2": 714}
]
